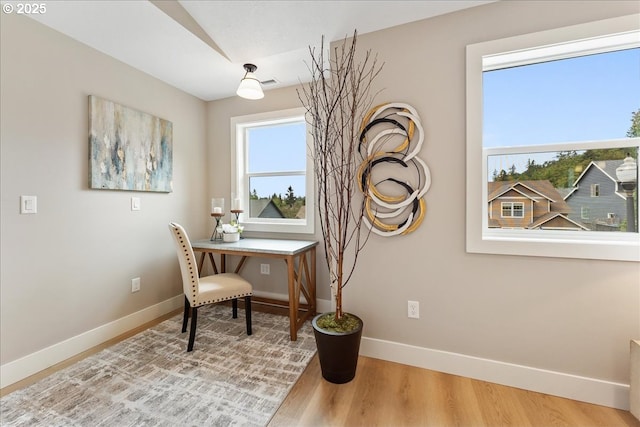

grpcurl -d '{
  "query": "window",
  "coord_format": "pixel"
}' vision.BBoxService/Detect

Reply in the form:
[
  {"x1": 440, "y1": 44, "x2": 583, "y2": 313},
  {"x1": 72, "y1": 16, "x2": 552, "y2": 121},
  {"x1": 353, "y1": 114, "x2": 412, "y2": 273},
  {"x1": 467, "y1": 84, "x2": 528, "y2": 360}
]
[
  {"x1": 466, "y1": 14, "x2": 640, "y2": 261},
  {"x1": 231, "y1": 108, "x2": 314, "y2": 234},
  {"x1": 502, "y1": 202, "x2": 524, "y2": 218}
]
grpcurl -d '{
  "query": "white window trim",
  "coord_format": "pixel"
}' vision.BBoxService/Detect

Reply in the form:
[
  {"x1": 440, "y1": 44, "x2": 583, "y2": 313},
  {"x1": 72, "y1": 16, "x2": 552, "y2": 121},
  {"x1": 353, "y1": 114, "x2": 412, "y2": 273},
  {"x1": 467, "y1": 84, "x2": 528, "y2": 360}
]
[
  {"x1": 230, "y1": 107, "x2": 315, "y2": 234},
  {"x1": 466, "y1": 14, "x2": 640, "y2": 262}
]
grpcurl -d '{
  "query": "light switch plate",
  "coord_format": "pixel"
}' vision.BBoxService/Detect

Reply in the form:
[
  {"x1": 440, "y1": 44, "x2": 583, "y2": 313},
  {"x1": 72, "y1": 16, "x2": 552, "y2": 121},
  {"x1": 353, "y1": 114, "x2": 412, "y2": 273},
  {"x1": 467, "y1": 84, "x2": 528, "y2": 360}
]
[
  {"x1": 131, "y1": 197, "x2": 141, "y2": 211},
  {"x1": 20, "y1": 196, "x2": 37, "y2": 214},
  {"x1": 131, "y1": 277, "x2": 141, "y2": 292}
]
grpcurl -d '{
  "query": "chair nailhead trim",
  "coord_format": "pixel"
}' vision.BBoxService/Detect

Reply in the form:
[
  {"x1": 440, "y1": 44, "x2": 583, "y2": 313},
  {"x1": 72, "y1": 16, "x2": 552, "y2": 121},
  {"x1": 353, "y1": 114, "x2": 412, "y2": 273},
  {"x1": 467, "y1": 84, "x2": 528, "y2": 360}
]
[
  {"x1": 173, "y1": 226, "x2": 197, "y2": 300},
  {"x1": 173, "y1": 224, "x2": 252, "y2": 308},
  {"x1": 194, "y1": 292, "x2": 253, "y2": 307}
]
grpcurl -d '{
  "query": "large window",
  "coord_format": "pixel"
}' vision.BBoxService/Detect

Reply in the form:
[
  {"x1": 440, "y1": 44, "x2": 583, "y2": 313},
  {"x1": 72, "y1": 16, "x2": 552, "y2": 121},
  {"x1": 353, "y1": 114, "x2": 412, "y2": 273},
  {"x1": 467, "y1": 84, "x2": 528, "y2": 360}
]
[
  {"x1": 466, "y1": 14, "x2": 640, "y2": 261},
  {"x1": 231, "y1": 108, "x2": 314, "y2": 234}
]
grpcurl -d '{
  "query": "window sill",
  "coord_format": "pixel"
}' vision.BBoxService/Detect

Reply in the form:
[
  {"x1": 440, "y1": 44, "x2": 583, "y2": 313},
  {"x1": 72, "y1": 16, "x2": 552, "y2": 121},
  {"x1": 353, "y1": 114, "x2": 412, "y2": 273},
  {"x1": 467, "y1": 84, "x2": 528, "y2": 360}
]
[
  {"x1": 467, "y1": 229, "x2": 640, "y2": 262},
  {"x1": 241, "y1": 219, "x2": 314, "y2": 235}
]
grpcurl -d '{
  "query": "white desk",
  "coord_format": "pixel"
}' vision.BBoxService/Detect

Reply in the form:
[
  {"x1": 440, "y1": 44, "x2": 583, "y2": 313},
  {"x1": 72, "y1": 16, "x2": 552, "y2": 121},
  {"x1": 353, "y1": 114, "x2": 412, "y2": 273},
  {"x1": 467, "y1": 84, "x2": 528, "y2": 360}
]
[{"x1": 191, "y1": 238, "x2": 318, "y2": 341}]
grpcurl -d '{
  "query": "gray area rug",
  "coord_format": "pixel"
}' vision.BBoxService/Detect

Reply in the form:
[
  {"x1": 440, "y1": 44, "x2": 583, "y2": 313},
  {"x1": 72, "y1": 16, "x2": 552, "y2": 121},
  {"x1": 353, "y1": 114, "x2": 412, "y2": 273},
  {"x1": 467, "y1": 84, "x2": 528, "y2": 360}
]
[{"x1": 1, "y1": 305, "x2": 317, "y2": 426}]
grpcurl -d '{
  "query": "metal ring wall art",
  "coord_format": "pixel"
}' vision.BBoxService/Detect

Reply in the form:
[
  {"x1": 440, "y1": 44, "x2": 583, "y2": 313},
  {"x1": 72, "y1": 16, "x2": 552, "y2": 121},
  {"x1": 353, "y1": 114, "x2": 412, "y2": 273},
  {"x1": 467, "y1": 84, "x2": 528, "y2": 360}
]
[{"x1": 357, "y1": 103, "x2": 431, "y2": 237}]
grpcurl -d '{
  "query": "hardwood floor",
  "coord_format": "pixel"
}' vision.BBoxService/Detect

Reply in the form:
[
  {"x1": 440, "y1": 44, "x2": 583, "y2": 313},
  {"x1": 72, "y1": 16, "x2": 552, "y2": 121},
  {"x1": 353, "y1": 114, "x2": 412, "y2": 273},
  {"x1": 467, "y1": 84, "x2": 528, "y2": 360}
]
[
  {"x1": 269, "y1": 355, "x2": 639, "y2": 427},
  {"x1": 2, "y1": 305, "x2": 638, "y2": 426}
]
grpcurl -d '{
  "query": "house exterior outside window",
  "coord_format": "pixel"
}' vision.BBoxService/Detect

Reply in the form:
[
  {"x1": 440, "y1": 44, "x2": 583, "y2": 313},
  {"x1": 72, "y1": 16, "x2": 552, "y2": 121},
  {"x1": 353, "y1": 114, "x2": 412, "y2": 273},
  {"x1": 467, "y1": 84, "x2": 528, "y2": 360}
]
[
  {"x1": 466, "y1": 14, "x2": 640, "y2": 261},
  {"x1": 489, "y1": 180, "x2": 586, "y2": 231},
  {"x1": 565, "y1": 160, "x2": 629, "y2": 230}
]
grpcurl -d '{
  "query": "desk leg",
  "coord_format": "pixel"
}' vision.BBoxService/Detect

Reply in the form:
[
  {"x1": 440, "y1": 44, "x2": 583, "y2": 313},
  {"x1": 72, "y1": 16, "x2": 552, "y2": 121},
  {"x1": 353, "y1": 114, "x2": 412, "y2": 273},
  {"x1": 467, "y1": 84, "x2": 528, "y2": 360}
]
[
  {"x1": 197, "y1": 253, "x2": 206, "y2": 276},
  {"x1": 235, "y1": 256, "x2": 248, "y2": 274},
  {"x1": 287, "y1": 254, "x2": 297, "y2": 341},
  {"x1": 197, "y1": 251, "x2": 219, "y2": 275},
  {"x1": 310, "y1": 247, "x2": 316, "y2": 316},
  {"x1": 208, "y1": 253, "x2": 219, "y2": 274}
]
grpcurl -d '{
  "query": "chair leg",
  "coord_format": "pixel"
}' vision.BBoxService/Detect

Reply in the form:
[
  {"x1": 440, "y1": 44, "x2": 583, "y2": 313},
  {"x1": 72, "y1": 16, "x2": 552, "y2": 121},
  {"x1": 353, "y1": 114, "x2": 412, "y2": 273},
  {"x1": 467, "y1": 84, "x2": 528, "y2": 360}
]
[
  {"x1": 187, "y1": 306, "x2": 198, "y2": 352},
  {"x1": 182, "y1": 295, "x2": 190, "y2": 333},
  {"x1": 245, "y1": 296, "x2": 252, "y2": 336},
  {"x1": 232, "y1": 298, "x2": 238, "y2": 318}
]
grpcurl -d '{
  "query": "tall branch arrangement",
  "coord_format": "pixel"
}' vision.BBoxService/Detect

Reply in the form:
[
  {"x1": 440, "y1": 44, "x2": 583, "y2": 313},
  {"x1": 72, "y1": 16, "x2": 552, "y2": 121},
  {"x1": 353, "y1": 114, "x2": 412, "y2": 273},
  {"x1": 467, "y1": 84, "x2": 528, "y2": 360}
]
[{"x1": 298, "y1": 31, "x2": 382, "y2": 321}]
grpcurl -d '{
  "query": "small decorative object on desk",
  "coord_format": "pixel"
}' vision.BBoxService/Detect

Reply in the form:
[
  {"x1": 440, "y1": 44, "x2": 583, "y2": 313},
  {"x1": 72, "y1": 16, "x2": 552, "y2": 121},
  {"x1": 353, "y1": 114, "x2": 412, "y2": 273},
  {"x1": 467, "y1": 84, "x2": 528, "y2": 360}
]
[
  {"x1": 221, "y1": 223, "x2": 243, "y2": 242},
  {"x1": 210, "y1": 197, "x2": 226, "y2": 240},
  {"x1": 222, "y1": 232, "x2": 239, "y2": 242},
  {"x1": 211, "y1": 197, "x2": 224, "y2": 214}
]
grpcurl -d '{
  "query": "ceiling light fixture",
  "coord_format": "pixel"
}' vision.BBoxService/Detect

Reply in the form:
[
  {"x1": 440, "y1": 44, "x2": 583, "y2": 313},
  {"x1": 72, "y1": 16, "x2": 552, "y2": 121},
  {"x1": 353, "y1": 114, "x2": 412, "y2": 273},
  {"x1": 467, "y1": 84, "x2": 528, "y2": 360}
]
[{"x1": 236, "y1": 63, "x2": 264, "y2": 100}]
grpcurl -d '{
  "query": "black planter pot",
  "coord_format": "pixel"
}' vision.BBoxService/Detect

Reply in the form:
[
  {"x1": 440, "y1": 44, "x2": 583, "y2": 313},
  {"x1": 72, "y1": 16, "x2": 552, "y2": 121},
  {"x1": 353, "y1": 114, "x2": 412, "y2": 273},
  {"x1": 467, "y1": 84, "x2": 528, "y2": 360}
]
[{"x1": 312, "y1": 313, "x2": 363, "y2": 384}]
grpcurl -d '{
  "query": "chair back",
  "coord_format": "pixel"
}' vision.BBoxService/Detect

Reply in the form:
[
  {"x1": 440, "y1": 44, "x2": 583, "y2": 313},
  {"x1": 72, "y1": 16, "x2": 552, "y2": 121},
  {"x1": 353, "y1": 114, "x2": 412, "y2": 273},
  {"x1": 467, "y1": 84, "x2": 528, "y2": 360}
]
[{"x1": 168, "y1": 222, "x2": 199, "y2": 306}]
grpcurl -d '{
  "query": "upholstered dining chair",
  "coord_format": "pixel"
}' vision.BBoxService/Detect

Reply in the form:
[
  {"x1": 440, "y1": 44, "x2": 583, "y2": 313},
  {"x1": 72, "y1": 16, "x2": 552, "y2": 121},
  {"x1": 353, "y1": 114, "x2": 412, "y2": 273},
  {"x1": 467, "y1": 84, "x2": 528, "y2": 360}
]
[{"x1": 168, "y1": 222, "x2": 252, "y2": 352}]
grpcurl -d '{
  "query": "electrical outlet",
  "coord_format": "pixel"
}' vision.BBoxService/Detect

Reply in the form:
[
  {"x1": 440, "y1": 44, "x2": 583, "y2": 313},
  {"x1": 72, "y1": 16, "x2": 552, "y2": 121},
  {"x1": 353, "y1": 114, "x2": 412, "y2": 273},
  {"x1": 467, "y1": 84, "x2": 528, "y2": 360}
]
[
  {"x1": 131, "y1": 277, "x2": 141, "y2": 293},
  {"x1": 260, "y1": 264, "x2": 270, "y2": 275},
  {"x1": 408, "y1": 300, "x2": 419, "y2": 319}
]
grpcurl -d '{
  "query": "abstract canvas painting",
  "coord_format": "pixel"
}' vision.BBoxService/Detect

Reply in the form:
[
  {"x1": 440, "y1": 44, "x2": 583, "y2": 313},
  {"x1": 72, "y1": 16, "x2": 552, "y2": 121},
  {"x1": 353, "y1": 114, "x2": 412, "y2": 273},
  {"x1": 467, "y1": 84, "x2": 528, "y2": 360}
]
[{"x1": 89, "y1": 96, "x2": 173, "y2": 192}]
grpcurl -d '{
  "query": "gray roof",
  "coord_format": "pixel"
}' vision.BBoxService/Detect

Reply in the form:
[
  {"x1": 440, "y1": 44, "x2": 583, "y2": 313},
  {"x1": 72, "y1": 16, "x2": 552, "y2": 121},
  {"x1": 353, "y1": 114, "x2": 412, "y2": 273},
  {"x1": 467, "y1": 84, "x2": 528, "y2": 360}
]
[
  {"x1": 574, "y1": 159, "x2": 624, "y2": 185},
  {"x1": 249, "y1": 199, "x2": 285, "y2": 218}
]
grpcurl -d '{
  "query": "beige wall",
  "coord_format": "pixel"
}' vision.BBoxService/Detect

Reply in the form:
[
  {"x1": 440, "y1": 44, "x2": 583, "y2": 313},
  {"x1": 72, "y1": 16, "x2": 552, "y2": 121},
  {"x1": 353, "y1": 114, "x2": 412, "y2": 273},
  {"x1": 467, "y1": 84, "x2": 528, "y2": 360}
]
[
  {"x1": 1, "y1": 0, "x2": 638, "y2": 398},
  {"x1": 208, "y1": 0, "x2": 640, "y2": 387},
  {"x1": 0, "y1": 13, "x2": 208, "y2": 364}
]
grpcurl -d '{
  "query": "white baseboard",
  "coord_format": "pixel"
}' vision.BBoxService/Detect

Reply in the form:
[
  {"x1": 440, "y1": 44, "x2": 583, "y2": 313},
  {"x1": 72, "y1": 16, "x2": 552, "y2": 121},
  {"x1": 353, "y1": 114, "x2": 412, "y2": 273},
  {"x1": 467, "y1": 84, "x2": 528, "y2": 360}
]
[
  {"x1": 360, "y1": 337, "x2": 630, "y2": 410},
  {"x1": 276, "y1": 294, "x2": 628, "y2": 410},
  {"x1": 0, "y1": 295, "x2": 184, "y2": 389}
]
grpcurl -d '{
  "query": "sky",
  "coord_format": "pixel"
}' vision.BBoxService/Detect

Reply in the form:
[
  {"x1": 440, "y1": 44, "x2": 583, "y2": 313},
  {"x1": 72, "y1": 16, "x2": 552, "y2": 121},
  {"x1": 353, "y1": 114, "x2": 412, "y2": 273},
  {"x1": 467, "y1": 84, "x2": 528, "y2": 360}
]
[
  {"x1": 247, "y1": 121, "x2": 307, "y2": 198},
  {"x1": 248, "y1": 47, "x2": 640, "y2": 196},
  {"x1": 484, "y1": 47, "x2": 640, "y2": 176}
]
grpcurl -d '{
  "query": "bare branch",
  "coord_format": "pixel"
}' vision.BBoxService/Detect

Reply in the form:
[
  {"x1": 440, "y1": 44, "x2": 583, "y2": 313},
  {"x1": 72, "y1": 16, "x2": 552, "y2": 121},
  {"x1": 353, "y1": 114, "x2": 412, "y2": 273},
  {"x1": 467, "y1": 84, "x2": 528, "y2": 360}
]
[{"x1": 298, "y1": 31, "x2": 383, "y2": 319}]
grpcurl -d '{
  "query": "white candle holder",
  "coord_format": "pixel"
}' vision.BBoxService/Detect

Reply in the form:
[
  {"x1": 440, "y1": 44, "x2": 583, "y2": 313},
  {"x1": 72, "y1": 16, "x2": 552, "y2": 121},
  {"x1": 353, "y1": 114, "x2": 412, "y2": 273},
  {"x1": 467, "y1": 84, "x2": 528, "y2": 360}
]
[
  {"x1": 210, "y1": 198, "x2": 225, "y2": 240},
  {"x1": 211, "y1": 198, "x2": 224, "y2": 215}
]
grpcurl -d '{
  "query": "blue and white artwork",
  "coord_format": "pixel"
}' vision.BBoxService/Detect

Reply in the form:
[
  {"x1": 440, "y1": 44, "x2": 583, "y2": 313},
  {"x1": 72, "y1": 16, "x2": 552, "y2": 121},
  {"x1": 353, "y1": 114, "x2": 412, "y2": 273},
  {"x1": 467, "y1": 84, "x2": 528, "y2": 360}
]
[{"x1": 89, "y1": 96, "x2": 173, "y2": 192}]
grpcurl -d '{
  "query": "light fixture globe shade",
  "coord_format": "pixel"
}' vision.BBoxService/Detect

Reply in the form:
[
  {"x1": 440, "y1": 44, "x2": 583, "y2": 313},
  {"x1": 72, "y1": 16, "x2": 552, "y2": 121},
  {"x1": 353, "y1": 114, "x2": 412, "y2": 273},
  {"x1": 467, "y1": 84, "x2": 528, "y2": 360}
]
[
  {"x1": 616, "y1": 155, "x2": 638, "y2": 184},
  {"x1": 236, "y1": 71, "x2": 264, "y2": 100}
]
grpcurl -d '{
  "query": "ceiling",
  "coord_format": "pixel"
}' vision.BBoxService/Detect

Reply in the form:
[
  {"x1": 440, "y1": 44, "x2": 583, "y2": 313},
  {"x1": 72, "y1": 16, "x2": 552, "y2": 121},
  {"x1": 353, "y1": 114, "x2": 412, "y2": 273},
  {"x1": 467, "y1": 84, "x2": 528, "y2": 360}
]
[{"x1": 28, "y1": 0, "x2": 493, "y2": 101}]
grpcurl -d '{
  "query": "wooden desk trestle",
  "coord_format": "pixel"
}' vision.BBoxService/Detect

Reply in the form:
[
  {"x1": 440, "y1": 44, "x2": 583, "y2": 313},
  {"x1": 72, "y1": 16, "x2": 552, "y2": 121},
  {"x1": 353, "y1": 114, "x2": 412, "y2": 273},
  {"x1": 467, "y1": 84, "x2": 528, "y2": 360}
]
[{"x1": 190, "y1": 238, "x2": 318, "y2": 341}]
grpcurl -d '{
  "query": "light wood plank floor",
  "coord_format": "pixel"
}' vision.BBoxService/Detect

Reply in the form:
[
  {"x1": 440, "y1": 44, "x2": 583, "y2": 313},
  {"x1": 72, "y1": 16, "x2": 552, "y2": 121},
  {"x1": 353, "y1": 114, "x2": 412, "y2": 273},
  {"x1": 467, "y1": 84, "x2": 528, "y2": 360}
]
[{"x1": 269, "y1": 354, "x2": 639, "y2": 427}]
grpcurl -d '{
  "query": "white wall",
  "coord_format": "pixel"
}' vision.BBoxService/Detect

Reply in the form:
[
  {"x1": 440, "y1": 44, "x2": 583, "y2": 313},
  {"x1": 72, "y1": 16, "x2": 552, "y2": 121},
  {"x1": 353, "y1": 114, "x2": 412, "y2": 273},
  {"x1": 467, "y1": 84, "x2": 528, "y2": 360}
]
[{"x1": 0, "y1": 13, "x2": 208, "y2": 367}]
